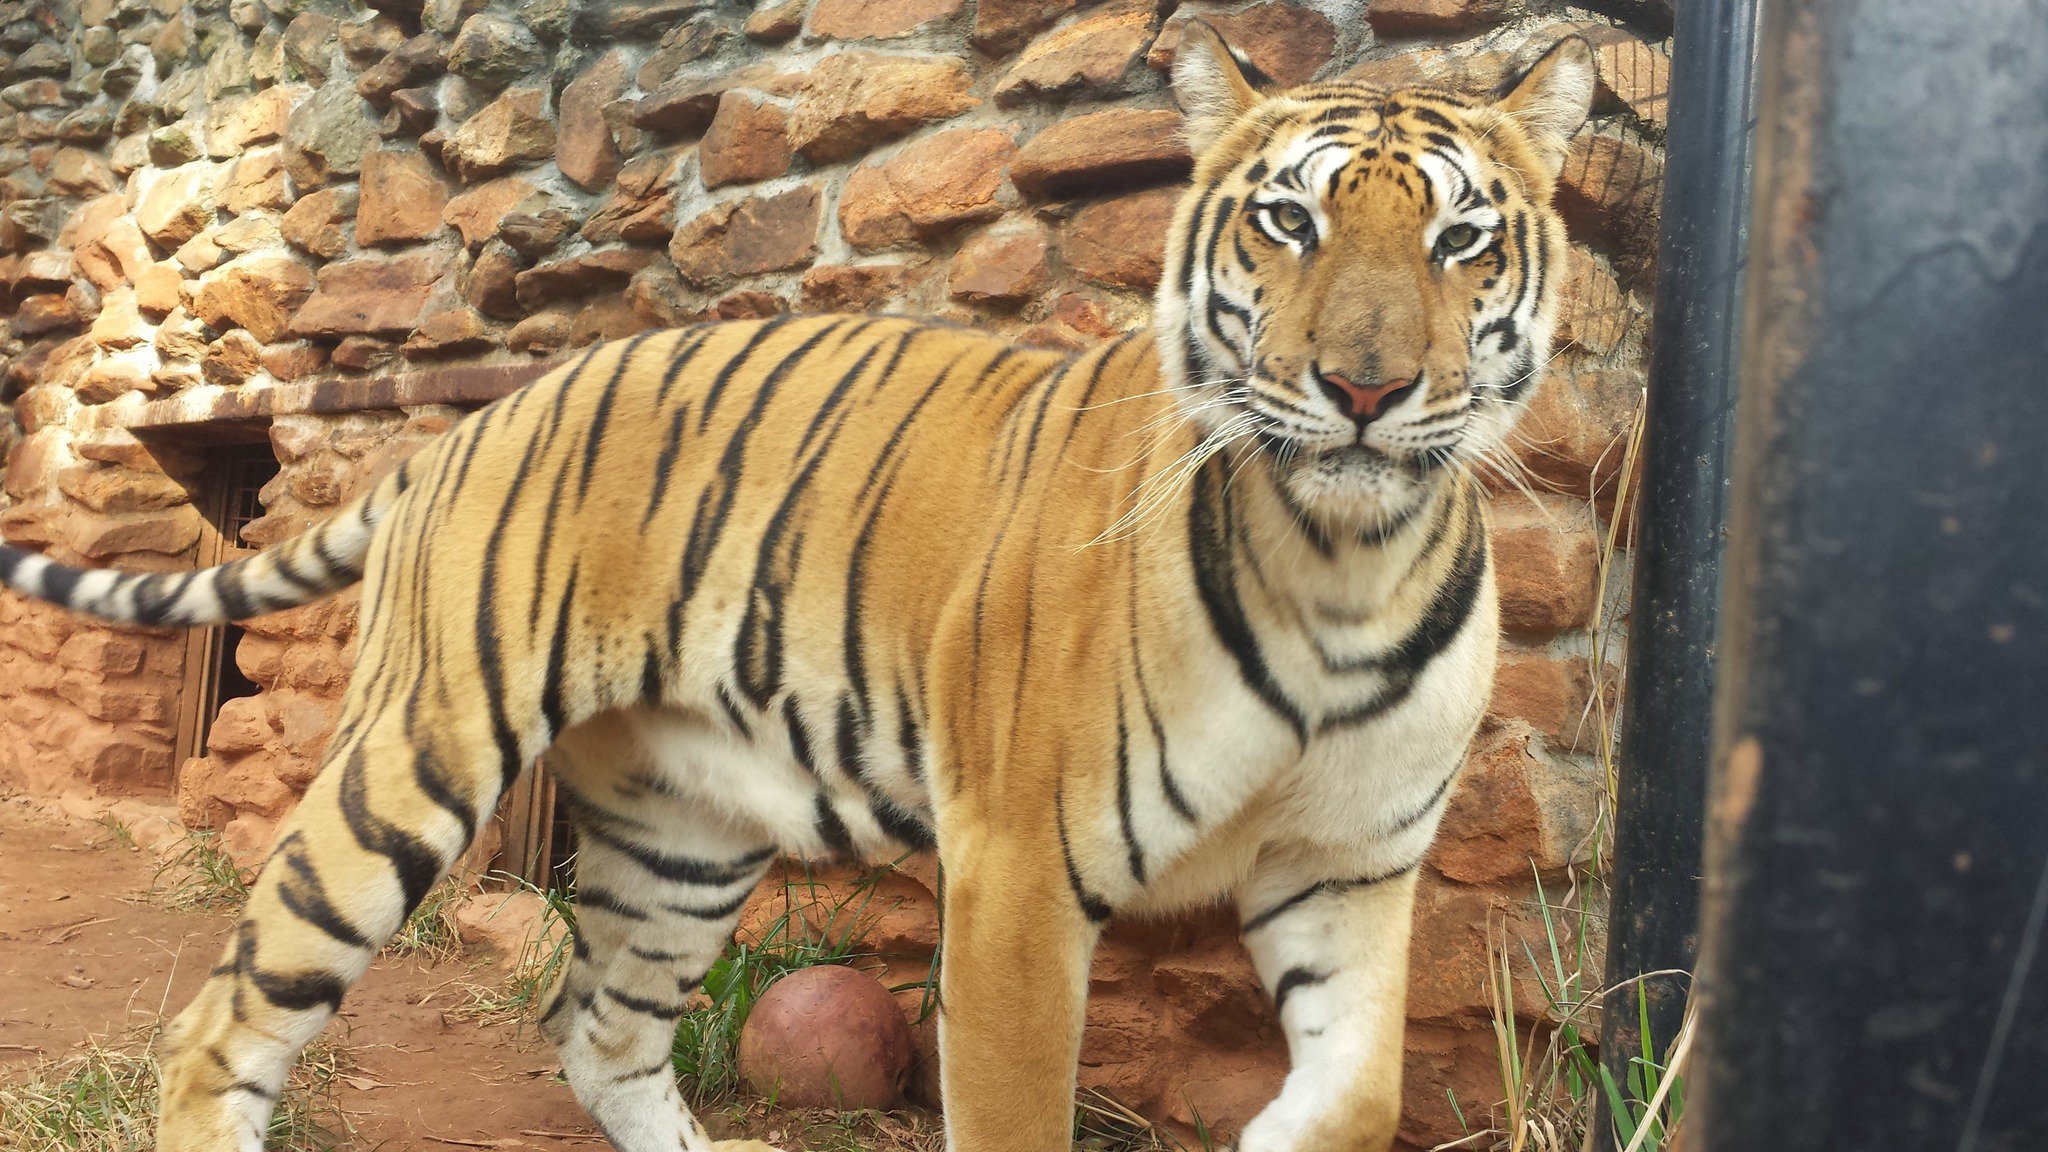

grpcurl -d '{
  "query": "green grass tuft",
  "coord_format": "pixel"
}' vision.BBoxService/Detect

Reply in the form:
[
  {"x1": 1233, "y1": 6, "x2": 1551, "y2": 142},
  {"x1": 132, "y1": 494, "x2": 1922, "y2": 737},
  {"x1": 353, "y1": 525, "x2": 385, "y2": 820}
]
[{"x1": 0, "y1": 1031, "x2": 349, "y2": 1152}]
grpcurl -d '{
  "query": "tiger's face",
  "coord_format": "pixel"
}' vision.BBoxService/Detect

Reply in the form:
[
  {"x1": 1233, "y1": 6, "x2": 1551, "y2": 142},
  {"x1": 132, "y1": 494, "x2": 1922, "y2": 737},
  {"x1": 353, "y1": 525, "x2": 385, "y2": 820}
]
[{"x1": 1159, "y1": 27, "x2": 1595, "y2": 527}]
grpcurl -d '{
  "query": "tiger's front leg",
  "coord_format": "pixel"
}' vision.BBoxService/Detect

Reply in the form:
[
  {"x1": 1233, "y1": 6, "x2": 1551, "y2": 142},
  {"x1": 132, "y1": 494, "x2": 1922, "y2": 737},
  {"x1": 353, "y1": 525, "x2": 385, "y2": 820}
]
[
  {"x1": 935, "y1": 822, "x2": 1103, "y2": 1152},
  {"x1": 1233, "y1": 849, "x2": 1423, "y2": 1152}
]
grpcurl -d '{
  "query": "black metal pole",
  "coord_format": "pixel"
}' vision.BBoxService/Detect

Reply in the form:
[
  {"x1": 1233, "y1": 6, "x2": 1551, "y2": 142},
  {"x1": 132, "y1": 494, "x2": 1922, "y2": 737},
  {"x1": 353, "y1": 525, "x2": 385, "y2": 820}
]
[
  {"x1": 1688, "y1": 2, "x2": 2048, "y2": 1149},
  {"x1": 1597, "y1": 3, "x2": 1757, "y2": 1135}
]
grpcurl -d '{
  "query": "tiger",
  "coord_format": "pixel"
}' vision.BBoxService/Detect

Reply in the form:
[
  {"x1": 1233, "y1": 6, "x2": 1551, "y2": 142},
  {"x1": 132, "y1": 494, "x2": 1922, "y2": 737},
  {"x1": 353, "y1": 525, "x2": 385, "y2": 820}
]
[{"x1": 0, "y1": 24, "x2": 1592, "y2": 1152}]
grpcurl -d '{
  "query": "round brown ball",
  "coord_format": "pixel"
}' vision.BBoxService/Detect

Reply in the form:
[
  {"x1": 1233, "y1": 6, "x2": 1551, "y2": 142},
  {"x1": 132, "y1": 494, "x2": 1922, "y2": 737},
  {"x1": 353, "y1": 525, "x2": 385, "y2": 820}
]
[{"x1": 737, "y1": 965, "x2": 913, "y2": 1110}]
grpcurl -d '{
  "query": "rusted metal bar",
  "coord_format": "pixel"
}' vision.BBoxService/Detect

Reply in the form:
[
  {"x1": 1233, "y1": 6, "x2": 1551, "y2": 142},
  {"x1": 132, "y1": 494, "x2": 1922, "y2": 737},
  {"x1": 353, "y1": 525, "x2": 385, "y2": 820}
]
[{"x1": 1689, "y1": 2, "x2": 2048, "y2": 1147}]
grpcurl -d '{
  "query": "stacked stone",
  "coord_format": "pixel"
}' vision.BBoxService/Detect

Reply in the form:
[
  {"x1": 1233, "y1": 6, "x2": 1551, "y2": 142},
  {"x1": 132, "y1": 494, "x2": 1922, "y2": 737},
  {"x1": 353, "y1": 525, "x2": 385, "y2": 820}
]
[{"x1": 0, "y1": 0, "x2": 1670, "y2": 1145}]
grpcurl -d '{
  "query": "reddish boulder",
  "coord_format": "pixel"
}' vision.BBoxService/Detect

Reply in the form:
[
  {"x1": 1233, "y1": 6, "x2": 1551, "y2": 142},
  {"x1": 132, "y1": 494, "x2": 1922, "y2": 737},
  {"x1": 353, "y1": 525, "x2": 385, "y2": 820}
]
[
  {"x1": 811, "y1": 0, "x2": 963, "y2": 40},
  {"x1": 738, "y1": 965, "x2": 912, "y2": 1109},
  {"x1": 949, "y1": 226, "x2": 1049, "y2": 304},
  {"x1": 558, "y1": 50, "x2": 630, "y2": 191},
  {"x1": 994, "y1": 1, "x2": 1157, "y2": 107},
  {"x1": 194, "y1": 256, "x2": 318, "y2": 344},
  {"x1": 290, "y1": 253, "x2": 449, "y2": 338}
]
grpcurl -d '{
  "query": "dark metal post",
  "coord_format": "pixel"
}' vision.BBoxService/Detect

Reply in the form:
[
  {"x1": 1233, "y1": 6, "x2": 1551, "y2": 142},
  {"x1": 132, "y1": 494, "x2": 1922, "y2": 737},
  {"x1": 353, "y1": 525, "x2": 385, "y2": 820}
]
[
  {"x1": 1689, "y1": 2, "x2": 2048, "y2": 1148},
  {"x1": 1597, "y1": 0, "x2": 1758, "y2": 1130}
]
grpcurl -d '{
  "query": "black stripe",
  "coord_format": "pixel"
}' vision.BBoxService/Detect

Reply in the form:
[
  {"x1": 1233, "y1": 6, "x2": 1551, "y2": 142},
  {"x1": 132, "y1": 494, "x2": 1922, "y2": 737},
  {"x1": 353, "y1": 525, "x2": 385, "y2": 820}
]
[
  {"x1": 336, "y1": 748, "x2": 444, "y2": 914},
  {"x1": 1055, "y1": 782, "x2": 1113, "y2": 923},
  {"x1": 1273, "y1": 966, "x2": 1329, "y2": 1014},
  {"x1": 895, "y1": 687, "x2": 922, "y2": 783},
  {"x1": 813, "y1": 792, "x2": 856, "y2": 858},
  {"x1": 579, "y1": 818, "x2": 775, "y2": 888},
  {"x1": 1113, "y1": 701, "x2": 1146, "y2": 883},
  {"x1": 661, "y1": 886, "x2": 755, "y2": 921},
  {"x1": 603, "y1": 985, "x2": 688, "y2": 1020},
  {"x1": 716, "y1": 681, "x2": 751, "y2": 736},
  {"x1": 537, "y1": 565, "x2": 581, "y2": 739},
  {"x1": 642, "y1": 400, "x2": 695, "y2": 529},
  {"x1": 271, "y1": 833, "x2": 373, "y2": 949},
  {"x1": 784, "y1": 697, "x2": 818, "y2": 774},
  {"x1": 1188, "y1": 461, "x2": 1307, "y2": 743},
  {"x1": 577, "y1": 332, "x2": 655, "y2": 502},
  {"x1": 579, "y1": 885, "x2": 651, "y2": 921},
  {"x1": 1240, "y1": 864, "x2": 1420, "y2": 935}
]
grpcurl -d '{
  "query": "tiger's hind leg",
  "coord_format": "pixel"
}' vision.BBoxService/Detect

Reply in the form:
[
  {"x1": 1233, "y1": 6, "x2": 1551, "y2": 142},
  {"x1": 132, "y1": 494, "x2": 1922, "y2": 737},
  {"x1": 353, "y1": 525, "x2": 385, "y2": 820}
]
[
  {"x1": 540, "y1": 716, "x2": 775, "y2": 1152},
  {"x1": 153, "y1": 711, "x2": 507, "y2": 1152}
]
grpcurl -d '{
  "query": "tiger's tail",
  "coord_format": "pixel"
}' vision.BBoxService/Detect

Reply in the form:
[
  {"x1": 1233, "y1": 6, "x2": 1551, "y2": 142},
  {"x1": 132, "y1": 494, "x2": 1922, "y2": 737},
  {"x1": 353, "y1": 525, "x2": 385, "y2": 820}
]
[{"x1": 0, "y1": 462, "x2": 412, "y2": 627}]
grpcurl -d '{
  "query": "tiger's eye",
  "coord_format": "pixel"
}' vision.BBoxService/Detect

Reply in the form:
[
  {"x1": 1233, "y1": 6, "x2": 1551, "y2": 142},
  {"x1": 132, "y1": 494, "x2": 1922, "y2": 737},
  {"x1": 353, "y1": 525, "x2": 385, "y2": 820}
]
[
  {"x1": 1271, "y1": 202, "x2": 1313, "y2": 239},
  {"x1": 1437, "y1": 223, "x2": 1481, "y2": 256}
]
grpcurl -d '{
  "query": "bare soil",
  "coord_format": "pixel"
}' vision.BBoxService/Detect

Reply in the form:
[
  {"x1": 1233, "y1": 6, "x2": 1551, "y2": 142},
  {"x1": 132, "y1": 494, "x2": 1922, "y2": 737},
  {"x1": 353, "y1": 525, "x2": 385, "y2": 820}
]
[{"x1": 0, "y1": 794, "x2": 605, "y2": 1150}]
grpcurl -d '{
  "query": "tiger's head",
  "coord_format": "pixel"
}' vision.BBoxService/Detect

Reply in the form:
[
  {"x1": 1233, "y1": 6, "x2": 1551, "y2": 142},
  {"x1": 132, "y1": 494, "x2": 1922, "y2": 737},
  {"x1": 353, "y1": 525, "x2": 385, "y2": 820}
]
[{"x1": 1158, "y1": 26, "x2": 1595, "y2": 528}]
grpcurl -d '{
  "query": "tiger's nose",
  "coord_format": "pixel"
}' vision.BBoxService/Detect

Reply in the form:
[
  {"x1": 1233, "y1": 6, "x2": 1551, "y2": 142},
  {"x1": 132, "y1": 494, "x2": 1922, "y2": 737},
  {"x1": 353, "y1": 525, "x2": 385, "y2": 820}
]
[{"x1": 1314, "y1": 367, "x2": 1416, "y2": 428}]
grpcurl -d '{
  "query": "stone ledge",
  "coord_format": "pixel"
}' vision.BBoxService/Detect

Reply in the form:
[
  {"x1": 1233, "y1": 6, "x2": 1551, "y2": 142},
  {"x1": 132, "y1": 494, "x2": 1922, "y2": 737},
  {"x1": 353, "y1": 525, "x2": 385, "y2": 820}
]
[{"x1": 77, "y1": 360, "x2": 567, "y2": 434}]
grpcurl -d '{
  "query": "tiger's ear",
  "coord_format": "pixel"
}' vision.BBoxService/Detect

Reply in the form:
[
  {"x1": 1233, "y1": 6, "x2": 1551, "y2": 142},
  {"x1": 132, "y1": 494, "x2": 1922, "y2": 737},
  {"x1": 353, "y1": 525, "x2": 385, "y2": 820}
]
[
  {"x1": 1172, "y1": 21, "x2": 1262, "y2": 155},
  {"x1": 1494, "y1": 35, "x2": 1596, "y2": 174}
]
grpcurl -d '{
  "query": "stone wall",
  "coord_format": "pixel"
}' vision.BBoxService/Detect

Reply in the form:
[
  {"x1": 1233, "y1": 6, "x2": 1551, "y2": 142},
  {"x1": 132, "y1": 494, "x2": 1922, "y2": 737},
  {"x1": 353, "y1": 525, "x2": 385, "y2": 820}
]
[{"x1": 0, "y1": 0, "x2": 1668, "y2": 1145}]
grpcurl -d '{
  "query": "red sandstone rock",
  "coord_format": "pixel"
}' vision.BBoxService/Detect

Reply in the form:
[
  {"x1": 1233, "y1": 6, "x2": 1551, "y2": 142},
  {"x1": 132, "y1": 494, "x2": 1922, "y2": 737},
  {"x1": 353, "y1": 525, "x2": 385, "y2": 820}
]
[
  {"x1": 1197, "y1": 2, "x2": 1338, "y2": 87},
  {"x1": 514, "y1": 248, "x2": 659, "y2": 309},
  {"x1": 699, "y1": 92, "x2": 793, "y2": 190},
  {"x1": 509, "y1": 309, "x2": 574, "y2": 354},
  {"x1": 88, "y1": 288, "x2": 150, "y2": 350},
  {"x1": 70, "y1": 506, "x2": 204, "y2": 560},
  {"x1": 405, "y1": 301, "x2": 499, "y2": 357},
  {"x1": 1558, "y1": 129, "x2": 1664, "y2": 279},
  {"x1": 739, "y1": 966, "x2": 912, "y2": 1109},
  {"x1": 558, "y1": 50, "x2": 630, "y2": 191},
  {"x1": 194, "y1": 256, "x2": 318, "y2": 344},
  {"x1": 787, "y1": 52, "x2": 977, "y2": 163},
  {"x1": 838, "y1": 128, "x2": 1014, "y2": 250},
  {"x1": 1489, "y1": 647, "x2": 1596, "y2": 749},
  {"x1": 1490, "y1": 501, "x2": 1600, "y2": 637},
  {"x1": 135, "y1": 164, "x2": 219, "y2": 248},
  {"x1": 1364, "y1": 0, "x2": 1507, "y2": 36},
  {"x1": 48, "y1": 147, "x2": 116, "y2": 197},
  {"x1": 1011, "y1": 109, "x2": 1190, "y2": 200},
  {"x1": 209, "y1": 84, "x2": 304, "y2": 155},
  {"x1": 972, "y1": 0, "x2": 1076, "y2": 54},
  {"x1": 203, "y1": 330, "x2": 267, "y2": 387},
  {"x1": 290, "y1": 252, "x2": 449, "y2": 338},
  {"x1": 949, "y1": 226, "x2": 1048, "y2": 304},
  {"x1": 220, "y1": 148, "x2": 294, "y2": 214},
  {"x1": 466, "y1": 240, "x2": 526, "y2": 319},
  {"x1": 441, "y1": 88, "x2": 556, "y2": 183},
  {"x1": 134, "y1": 263, "x2": 186, "y2": 320},
  {"x1": 632, "y1": 63, "x2": 791, "y2": 137},
  {"x1": 75, "y1": 355, "x2": 154, "y2": 404},
  {"x1": 356, "y1": 149, "x2": 449, "y2": 246},
  {"x1": 1062, "y1": 186, "x2": 1178, "y2": 291},
  {"x1": 745, "y1": 0, "x2": 807, "y2": 41},
  {"x1": 281, "y1": 187, "x2": 358, "y2": 259},
  {"x1": 443, "y1": 176, "x2": 542, "y2": 248},
  {"x1": 1592, "y1": 32, "x2": 1669, "y2": 127},
  {"x1": 812, "y1": 0, "x2": 963, "y2": 40},
  {"x1": 57, "y1": 468, "x2": 190, "y2": 515},
  {"x1": 799, "y1": 262, "x2": 922, "y2": 313},
  {"x1": 669, "y1": 184, "x2": 821, "y2": 289},
  {"x1": 994, "y1": 1, "x2": 1157, "y2": 107}
]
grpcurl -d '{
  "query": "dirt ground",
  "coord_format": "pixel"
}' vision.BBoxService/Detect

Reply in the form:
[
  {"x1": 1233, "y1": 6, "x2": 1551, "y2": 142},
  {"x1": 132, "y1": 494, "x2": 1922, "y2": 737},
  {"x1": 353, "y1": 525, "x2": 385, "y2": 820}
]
[{"x1": 0, "y1": 793, "x2": 622, "y2": 1150}]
